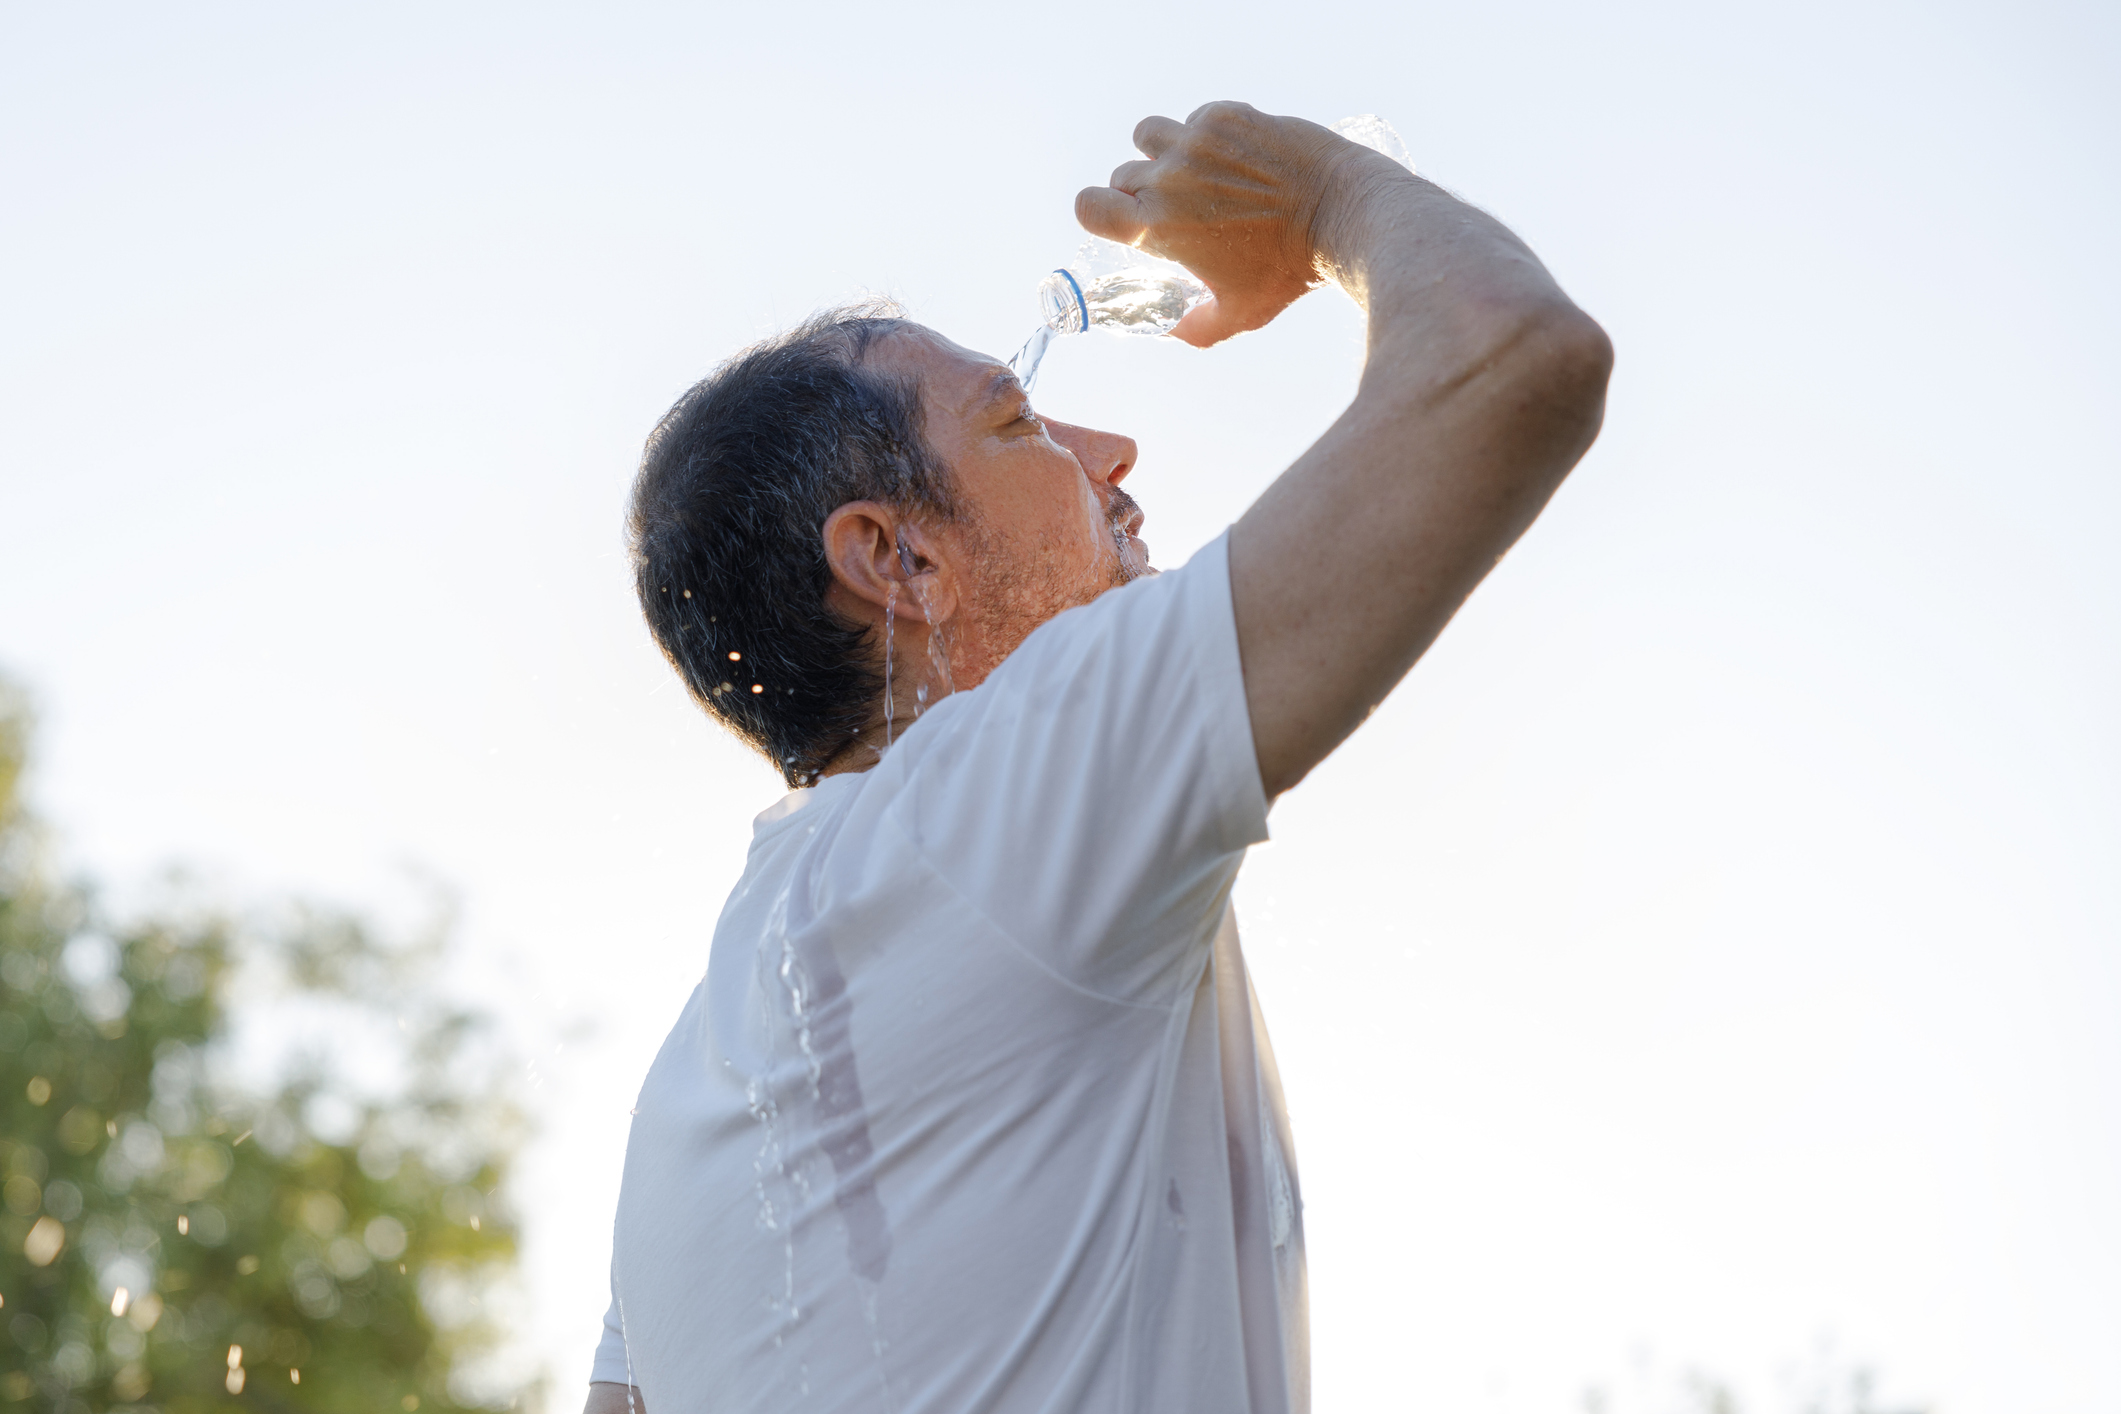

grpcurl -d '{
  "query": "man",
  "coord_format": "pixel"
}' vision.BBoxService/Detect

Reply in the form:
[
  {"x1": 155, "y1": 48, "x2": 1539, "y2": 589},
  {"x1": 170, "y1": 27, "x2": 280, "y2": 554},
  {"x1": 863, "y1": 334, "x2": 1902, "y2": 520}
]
[{"x1": 586, "y1": 102, "x2": 1610, "y2": 1413}]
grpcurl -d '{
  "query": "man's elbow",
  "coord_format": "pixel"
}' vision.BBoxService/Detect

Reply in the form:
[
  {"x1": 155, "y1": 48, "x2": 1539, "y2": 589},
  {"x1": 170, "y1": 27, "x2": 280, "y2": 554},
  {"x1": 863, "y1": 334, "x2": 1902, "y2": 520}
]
[
  {"x1": 1425, "y1": 291, "x2": 1612, "y2": 421},
  {"x1": 1503, "y1": 299, "x2": 1613, "y2": 461},
  {"x1": 1524, "y1": 298, "x2": 1613, "y2": 405}
]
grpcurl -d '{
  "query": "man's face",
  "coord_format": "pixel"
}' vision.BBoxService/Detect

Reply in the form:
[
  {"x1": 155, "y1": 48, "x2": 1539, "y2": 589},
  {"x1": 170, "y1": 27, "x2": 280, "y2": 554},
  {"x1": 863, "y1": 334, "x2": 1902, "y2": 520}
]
[{"x1": 876, "y1": 325, "x2": 1148, "y2": 674}]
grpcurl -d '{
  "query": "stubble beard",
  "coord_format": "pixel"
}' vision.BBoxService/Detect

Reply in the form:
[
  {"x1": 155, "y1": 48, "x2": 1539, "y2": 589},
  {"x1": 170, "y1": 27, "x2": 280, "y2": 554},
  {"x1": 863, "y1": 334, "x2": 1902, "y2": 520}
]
[{"x1": 955, "y1": 488, "x2": 1149, "y2": 681}]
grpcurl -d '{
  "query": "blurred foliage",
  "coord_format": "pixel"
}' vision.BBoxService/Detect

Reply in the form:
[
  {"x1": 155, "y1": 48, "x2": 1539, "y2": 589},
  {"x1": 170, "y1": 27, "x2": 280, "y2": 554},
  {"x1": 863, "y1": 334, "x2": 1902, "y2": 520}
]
[
  {"x1": 0, "y1": 676, "x2": 531, "y2": 1413},
  {"x1": 1580, "y1": 1350, "x2": 1928, "y2": 1414}
]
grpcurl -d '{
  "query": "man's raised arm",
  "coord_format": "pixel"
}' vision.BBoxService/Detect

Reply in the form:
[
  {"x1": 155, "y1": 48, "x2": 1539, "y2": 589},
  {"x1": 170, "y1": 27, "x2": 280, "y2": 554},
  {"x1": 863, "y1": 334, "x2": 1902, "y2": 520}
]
[{"x1": 1078, "y1": 102, "x2": 1613, "y2": 797}]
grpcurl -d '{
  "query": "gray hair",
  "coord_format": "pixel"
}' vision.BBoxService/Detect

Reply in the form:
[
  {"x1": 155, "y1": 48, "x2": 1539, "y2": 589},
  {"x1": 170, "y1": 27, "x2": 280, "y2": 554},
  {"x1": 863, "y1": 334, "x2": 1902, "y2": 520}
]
[{"x1": 627, "y1": 302, "x2": 961, "y2": 786}]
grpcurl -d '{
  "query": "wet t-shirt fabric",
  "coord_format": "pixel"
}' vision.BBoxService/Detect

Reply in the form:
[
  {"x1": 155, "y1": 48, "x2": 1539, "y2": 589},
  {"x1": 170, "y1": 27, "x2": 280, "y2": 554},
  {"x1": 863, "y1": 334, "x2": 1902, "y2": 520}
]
[{"x1": 591, "y1": 530, "x2": 1305, "y2": 1414}]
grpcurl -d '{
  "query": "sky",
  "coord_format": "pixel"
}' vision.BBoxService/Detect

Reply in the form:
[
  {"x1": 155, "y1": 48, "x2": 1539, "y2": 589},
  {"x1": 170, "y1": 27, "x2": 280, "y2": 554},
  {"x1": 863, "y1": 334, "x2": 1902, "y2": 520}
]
[{"x1": 3, "y1": 1, "x2": 2117, "y2": 1410}]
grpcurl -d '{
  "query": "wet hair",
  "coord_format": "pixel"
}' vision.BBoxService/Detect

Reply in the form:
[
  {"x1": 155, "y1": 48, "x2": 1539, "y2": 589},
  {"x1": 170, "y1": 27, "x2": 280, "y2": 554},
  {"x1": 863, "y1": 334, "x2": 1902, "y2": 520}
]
[{"x1": 627, "y1": 301, "x2": 961, "y2": 787}]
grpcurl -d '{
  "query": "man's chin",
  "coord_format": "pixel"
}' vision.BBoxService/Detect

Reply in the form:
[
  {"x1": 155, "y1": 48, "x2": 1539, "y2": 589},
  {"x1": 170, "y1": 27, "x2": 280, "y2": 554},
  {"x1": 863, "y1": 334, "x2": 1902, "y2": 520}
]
[{"x1": 1111, "y1": 531, "x2": 1154, "y2": 586}]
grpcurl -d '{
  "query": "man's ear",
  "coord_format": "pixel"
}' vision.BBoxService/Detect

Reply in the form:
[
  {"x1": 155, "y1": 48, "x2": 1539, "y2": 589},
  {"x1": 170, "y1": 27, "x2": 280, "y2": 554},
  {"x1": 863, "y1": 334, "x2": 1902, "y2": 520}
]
[{"x1": 821, "y1": 503, "x2": 957, "y2": 624}]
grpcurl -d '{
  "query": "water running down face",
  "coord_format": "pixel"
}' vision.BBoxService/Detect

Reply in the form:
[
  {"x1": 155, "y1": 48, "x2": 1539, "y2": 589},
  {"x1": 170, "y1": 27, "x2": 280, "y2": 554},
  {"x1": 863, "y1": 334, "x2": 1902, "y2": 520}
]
[{"x1": 825, "y1": 325, "x2": 1150, "y2": 702}]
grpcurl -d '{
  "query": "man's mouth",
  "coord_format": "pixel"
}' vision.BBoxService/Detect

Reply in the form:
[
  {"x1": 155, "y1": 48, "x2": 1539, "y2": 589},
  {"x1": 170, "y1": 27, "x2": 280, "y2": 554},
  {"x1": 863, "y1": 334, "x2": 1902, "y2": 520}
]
[
  {"x1": 1107, "y1": 488, "x2": 1145, "y2": 540},
  {"x1": 1105, "y1": 489, "x2": 1152, "y2": 582}
]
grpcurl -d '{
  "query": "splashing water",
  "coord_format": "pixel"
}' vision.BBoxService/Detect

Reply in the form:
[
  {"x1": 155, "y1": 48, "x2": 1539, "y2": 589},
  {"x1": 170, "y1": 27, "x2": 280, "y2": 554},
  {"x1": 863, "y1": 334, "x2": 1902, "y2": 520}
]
[
  {"x1": 616, "y1": 1286, "x2": 642, "y2": 1413},
  {"x1": 908, "y1": 576, "x2": 954, "y2": 717},
  {"x1": 1007, "y1": 323, "x2": 1059, "y2": 392},
  {"x1": 744, "y1": 1073, "x2": 784, "y2": 1237},
  {"x1": 881, "y1": 581, "x2": 898, "y2": 753},
  {"x1": 1112, "y1": 519, "x2": 1157, "y2": 584},
  {"x1": 860, "y1": 1282, "x2": 900, "y2": 1414},
  {"x1": 1329, "y1": 112, "x2": 1416, "y2": 171},
  {"x1": 778, "y1": 932, "x2": 823, "y2": 1102},
  {"x1": 740, "y1": 818, "x2": 897, "y2": 1392},
  {"x1": 746, "y1": 872, "x2": 812, "y2": 1338},
  {"x1": 744, "y1": 1076, "x2": 801, "y2": 1331},
  {"x1": 775, "y1": 888, "x2": 828, "y2": 1126}
]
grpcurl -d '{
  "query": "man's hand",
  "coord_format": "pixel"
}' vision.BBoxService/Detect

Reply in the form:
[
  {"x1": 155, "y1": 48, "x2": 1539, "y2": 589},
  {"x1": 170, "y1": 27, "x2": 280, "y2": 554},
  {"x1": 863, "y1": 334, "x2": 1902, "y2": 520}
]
[
  {"x1": 1086, "y1": 103, "x2": 1613, "y2": 798},
  {"x1": 1075, "y1": 102, "x2": 1393, "y2": 347},
  {"x1": 584, "y1": 1382, "x2": 645, "y2": 1414}
]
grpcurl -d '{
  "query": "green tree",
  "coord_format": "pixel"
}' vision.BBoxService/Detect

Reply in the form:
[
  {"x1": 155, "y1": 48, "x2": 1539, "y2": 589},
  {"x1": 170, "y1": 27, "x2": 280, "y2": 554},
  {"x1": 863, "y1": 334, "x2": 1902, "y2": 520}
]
[{"x1": 1, "y1": 677, "x2": 531, "y2": 1413}]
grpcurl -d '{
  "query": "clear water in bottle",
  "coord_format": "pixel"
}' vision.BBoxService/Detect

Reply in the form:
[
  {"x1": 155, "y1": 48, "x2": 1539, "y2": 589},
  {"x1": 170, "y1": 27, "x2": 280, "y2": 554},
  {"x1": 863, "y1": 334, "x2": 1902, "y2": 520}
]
[
  {"x1": 1008, "y1": 240, "x2": 1209, "y2": 390},
  {"x1": 1008, "y1": 114, "x2": 1415, "y2": 391}
]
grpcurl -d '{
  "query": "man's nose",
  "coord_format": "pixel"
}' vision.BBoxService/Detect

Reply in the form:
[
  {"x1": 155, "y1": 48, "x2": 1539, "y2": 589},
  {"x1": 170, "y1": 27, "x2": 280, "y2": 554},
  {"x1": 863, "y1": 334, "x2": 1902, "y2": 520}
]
[{"x1": 1054, "y1": 422, "x2": 1137, "y2": 487}]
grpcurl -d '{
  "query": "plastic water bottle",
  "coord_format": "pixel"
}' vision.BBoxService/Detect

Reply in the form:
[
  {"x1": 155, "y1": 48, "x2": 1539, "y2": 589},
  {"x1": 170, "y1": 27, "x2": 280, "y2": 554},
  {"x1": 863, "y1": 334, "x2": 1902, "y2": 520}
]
[
  {"x1": 1006, "y1": 241, "x2": 1208, "y2": 389},
  {"x1": 1009, "y1": 115, "x2": 1416, "y2": 389}
]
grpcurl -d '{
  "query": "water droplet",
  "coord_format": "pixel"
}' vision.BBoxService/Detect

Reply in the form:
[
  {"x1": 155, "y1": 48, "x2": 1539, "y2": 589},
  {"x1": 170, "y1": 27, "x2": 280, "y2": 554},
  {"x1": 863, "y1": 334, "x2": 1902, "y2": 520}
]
[{"x1": 882, "y1": 581, "x2": 899, "y2": 750}]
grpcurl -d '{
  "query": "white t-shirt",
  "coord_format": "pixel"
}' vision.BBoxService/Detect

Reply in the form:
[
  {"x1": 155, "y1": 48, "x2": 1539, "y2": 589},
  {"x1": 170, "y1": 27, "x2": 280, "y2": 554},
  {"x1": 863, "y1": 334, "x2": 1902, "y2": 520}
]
[{"x1": 592, "y1": 531, "x2": 1306, "y2": 1413}]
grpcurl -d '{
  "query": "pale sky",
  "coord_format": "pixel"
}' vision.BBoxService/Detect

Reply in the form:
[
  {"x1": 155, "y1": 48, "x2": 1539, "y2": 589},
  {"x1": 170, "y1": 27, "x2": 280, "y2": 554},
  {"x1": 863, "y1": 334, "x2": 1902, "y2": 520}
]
[{"x1": 3, "y1": 2, "x2": 2116, "y2": 1411}]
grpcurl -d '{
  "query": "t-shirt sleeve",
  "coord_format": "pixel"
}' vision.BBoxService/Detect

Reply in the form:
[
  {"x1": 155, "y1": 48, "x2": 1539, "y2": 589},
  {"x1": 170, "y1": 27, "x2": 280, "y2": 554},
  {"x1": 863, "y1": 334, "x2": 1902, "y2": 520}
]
[
  {"x1": 894, "y1": 529, "x2": 1269, "y2": 1002},
  {"x1": 589, "y1": 1289, "x2": 632, "y2": 1388}
]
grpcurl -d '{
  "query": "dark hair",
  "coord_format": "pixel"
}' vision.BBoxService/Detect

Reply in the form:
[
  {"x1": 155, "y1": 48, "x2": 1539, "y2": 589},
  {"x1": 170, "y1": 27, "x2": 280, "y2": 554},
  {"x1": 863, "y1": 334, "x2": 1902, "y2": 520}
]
[{"x1": 627, "y1": 302, "x2": 960, "y2": 787}]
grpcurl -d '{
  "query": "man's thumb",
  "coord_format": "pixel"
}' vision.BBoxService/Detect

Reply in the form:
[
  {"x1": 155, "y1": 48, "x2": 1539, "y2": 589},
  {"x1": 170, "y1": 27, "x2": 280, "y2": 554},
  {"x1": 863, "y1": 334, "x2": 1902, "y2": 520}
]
[{"x1": 1169, "y1": 295, "x2": 1249, "y2": 349}]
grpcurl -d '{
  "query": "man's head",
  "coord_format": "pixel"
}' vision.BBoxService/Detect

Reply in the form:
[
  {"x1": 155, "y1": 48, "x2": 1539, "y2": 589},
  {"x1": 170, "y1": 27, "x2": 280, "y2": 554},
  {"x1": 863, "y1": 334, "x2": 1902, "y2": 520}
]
[{"x1": 629, "y1": 303, "x2": 1145, "y2": 786}]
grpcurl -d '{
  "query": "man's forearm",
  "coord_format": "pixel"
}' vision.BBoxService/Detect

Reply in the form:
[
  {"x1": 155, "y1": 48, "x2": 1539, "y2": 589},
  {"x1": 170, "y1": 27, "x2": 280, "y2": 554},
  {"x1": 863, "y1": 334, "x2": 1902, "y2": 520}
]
[
  {"x1": 1225, "y1": 121, "x2": 1611, "y2": 793},
  {"x1": 585, "y1": 1382, "x2": 644, "y2": 1414}
]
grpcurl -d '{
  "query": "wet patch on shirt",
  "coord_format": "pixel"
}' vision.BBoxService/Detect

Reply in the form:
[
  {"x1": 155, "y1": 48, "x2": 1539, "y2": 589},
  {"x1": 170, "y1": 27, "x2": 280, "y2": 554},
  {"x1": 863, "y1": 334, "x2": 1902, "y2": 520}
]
[{"x1": 795, "y1": 921, "x2": 892, "y2": 1283}]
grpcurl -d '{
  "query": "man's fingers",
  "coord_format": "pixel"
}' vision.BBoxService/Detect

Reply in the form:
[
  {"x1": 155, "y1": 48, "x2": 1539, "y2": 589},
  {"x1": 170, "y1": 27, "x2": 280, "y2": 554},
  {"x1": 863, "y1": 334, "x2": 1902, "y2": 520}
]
[
  {"x1": 1183, "y1": 99, "x2": 1255, "y2": 128},
  {"x1": 1132, "y1": 114, "x2": 1185, "y2": 157},
  {"x1": 1107, "y1": 158, "x2": 1156, "y2": 194},
  {"x1": 1075, "y1": 185, "x2": 1148, "y2": 246}
]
